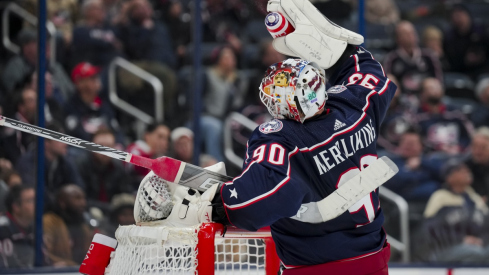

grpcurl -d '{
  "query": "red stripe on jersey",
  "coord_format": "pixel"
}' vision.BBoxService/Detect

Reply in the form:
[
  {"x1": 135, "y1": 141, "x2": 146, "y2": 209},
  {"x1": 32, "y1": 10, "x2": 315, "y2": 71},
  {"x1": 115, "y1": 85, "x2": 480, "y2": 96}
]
[
  {"x1": 299, "y1": 90, "x2": 376, "y2": 152},
  {"x1": 353, "y1": 54, "x2": 360, "y2": 72},
  {"x1": 378, "y1": 79, "x2": 390, "y2": 95},
  {"x1": 335, "y1": 167, "x2": 359, "y2": 189},
  {"x1": 299, "y1": 78, "x2": 392, "y2": 153}
]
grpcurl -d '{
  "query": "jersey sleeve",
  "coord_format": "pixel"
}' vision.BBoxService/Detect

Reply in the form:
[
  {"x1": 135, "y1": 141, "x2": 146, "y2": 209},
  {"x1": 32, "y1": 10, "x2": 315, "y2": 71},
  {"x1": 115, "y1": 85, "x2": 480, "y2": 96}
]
[
  {"x1": 328, "y1": 47, "x2": 398, "y2": 135},
  {"x1": 220, "y1": 129, "x2": 308, "y2": 231}
]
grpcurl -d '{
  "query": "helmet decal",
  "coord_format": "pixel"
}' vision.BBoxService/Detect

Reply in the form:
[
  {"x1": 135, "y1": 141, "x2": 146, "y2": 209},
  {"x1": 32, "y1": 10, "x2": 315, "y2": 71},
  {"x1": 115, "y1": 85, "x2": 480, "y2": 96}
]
[
  {"x1": 274, "y1": 71, "x2": 291, "y2": 86},
  {"x1": 260, "y1": 59, "x2": 327, "y2": 123}
]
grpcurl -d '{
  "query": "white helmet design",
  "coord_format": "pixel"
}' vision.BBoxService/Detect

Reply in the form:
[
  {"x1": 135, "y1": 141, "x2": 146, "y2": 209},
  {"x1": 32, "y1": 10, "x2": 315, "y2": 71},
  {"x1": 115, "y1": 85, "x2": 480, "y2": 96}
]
[{"x1": 260, "y1": 59, "x2": 327, "y2": 123}]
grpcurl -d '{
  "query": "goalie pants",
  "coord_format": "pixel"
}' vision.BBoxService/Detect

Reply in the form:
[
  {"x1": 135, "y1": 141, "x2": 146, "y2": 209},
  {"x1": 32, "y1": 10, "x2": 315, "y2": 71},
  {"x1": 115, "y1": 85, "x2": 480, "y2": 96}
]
[{"x1": 281, "y1": 242, "x2": 390, "y2": 275}]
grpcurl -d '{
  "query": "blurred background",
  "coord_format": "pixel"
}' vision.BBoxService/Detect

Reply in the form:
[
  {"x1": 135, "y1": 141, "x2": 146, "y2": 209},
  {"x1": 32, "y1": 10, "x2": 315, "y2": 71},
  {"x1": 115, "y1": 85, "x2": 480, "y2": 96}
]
[{"x1": 1, "y1": 0, "x2": 489, "y2": 272}]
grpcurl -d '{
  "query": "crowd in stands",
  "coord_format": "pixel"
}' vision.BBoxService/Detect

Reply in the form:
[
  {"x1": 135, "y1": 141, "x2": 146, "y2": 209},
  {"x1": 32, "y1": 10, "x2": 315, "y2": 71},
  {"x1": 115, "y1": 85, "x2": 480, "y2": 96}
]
[{"x1": 0, "y1": 0, "x2": 489, "y2": 269}]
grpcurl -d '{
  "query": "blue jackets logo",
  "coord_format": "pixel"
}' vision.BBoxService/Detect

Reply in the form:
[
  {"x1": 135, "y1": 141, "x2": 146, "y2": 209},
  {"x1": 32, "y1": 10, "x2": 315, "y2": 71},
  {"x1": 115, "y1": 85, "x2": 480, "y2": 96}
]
[
  {"x1": 327, "y1": 85, "x2": 347, "y2": 94},
  {"x1": 259, "y1": 120, "x2": 283, "y2": 134}
]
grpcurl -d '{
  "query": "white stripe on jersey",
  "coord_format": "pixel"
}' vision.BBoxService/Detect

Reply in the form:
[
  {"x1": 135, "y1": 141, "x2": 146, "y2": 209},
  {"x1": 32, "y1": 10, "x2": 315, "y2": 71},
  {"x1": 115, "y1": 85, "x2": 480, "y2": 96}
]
[
  {"x1": 353, "y1": 54, "x2": 360, "y2": 72},
  {"x1": 299, "y1": 79, "x2": 391, "y2": 152}
]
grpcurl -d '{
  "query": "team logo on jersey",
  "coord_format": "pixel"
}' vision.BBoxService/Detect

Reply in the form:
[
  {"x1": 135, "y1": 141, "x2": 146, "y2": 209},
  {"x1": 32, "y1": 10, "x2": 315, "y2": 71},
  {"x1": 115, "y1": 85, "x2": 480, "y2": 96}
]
[
  {"x1": 334, "y1": 119, "x2": 347, "y2": 130},
  {"x1": 327, "y1": 85, "x2": 347, "y2": 94},
  {"x1": 259, "y1": 119, "x2": 283, "y2": 134}
]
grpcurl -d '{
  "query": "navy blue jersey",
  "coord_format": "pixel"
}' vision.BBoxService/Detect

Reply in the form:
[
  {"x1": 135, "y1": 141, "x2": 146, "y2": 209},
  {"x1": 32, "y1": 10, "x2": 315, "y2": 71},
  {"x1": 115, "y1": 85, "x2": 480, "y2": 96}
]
[{"x1": 220, "y1": 47, "x2": 397, "y2": 266}]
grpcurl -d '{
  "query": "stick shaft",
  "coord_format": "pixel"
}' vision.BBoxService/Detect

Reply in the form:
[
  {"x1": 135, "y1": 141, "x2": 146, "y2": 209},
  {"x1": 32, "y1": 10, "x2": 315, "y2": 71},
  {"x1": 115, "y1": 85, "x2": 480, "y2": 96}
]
[
  {"x1": 0, "y1": 116, "x2": 148, "y2": 168},
  {"x1": 0, "y1": 116, "x2": 234, "y2": 191}
]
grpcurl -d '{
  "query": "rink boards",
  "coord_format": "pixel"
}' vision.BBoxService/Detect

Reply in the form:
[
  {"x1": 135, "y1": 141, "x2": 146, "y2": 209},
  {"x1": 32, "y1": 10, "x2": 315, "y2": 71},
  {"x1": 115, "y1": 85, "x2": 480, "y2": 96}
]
[{"x1": 2, "y1": 267, "x2": 489, "y2": 275}]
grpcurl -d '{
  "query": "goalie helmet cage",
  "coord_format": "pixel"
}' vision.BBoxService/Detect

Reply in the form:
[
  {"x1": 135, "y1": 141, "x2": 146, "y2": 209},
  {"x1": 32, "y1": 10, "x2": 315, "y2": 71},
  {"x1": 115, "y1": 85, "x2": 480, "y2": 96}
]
[{"x1": 105, "y1": 222, "x2": 281, "y2": 275}]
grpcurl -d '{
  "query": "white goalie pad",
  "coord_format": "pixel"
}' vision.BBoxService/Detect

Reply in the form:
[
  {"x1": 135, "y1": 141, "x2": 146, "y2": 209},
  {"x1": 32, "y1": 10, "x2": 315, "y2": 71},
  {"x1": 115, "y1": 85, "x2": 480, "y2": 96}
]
[{"x1": 267, "y1": 0, "x2": 364, "y2": 69}]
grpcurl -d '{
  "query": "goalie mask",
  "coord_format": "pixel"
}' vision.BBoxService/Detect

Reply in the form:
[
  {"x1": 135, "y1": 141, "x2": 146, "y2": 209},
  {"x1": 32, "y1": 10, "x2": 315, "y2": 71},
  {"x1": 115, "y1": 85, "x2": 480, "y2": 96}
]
[{"x1": 260, "y1": 59, "x2": 327, "y2": 123}]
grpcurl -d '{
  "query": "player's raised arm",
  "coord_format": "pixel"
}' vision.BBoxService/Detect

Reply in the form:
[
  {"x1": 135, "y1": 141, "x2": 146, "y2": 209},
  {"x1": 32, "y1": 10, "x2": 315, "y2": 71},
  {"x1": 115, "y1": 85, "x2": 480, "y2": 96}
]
[{"x1": 266, "y1": 0, "x2": 397, "y2": 124}]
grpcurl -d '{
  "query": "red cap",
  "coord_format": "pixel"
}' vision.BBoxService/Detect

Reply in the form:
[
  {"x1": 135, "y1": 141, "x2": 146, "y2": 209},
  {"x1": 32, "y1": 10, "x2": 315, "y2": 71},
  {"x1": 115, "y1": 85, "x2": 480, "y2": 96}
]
[{"x1": 71, "y1": 62, "x2": 100, "y2": 82}]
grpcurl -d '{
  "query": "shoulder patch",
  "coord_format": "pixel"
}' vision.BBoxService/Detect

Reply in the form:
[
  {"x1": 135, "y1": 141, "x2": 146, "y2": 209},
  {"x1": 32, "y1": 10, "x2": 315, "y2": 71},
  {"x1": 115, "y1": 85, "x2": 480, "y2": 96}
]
[
  {"x1": 259, "y1": 120, "x2": 283, "y2": 134},
  {"x1": 327, "y1": 85, "x2": 347, "y2": 94}
]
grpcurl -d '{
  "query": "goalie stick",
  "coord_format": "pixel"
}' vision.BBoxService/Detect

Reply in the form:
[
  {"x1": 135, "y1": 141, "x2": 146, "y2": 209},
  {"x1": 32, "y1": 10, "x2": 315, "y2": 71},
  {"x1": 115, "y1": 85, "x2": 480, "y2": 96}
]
[
  {"x1": 0, "y1": 115, "x2": 231, "y2": 191},
  {"x1": 0, "y1": 115, "x2": 397, "y2": 221}
]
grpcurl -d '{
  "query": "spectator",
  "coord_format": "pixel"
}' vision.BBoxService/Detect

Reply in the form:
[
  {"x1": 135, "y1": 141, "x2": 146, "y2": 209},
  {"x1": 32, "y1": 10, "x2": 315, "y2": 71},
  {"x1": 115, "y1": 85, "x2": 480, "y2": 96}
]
[
  {"x1": 201, "y1": 46, "x2": 249, "y2": 161},
  {"x1": 421, "y1": 161, "x2": 489, "y2": 263},
  {"x1": 0, "y1": 87, "x2": 38, "y2": 164},
  {"x1": 0, "y1": 182, "x2": 7, "y2": 215},
  {"x1": 115, "y1": 0, "x2": 177, "y2": 126},
  {"x1": 364, "y1": 0, "x2": 399, "y2": 25},
  {"x1": 76, "y1": 129, "x2": 132, "y2": 212},
  {"x1": 22, "y1": 0, "x2": 78, "y2": 45},
  {"x1": 1, "y1": 29, "x2": 74, "y2": 100},
  {"x1": 415, "y1": 78, "x2": 473, "y2": 155},
  {"x1": 422, "y1": 26, "x2": 449, "y2": 71},
  {"x1": 0, "y1": 161, "x2": 17, "y2": 214},
  {"x1": 471, "y1": 78, "x2": 489, "y2": 128},
  {"x1": 160, "y1": 0, "x2": 191, "y2": 68},
  {"x1": 384, "y1": 129, "x2": 443, "y2": 201},
  {"x1": 2, "y1": 170, "x2": 22, "y2": 188},
  {"x1": 103, "y1": 0, "x2": 124, "y2": 25},
  {"x1": 0, "y1": 185, "x2": 35, "y2": 268},
  {"x1": 64, "y1": 62, "x2": 124, "y2": 144},
  {"x1": 465, "y1": 127, "x2": 489, "y2": 203},
  {"x1": 71, "y1": 0, "x2": 122, "y2": 68},
  {"x1": 0, "y1": 170, "x2": 23, "y2": 214},
  {"x1": 116, "y1": 0, "x2": 175, "y2": 68},
  {"x1": 312, "y1": 0, "x2": 353, "y2": 23},
  {"x1": 30, "y1": 71, "x2": 66, "y2": 125},
  {"x1": 126, "y1": 123, "x2": 170, "y2": 183},
  {"x1": 444, "y1": 4, "x2": 489, "y2": 77},
  {"x1": 170, "y1": 127, "x2": 216, "y2": 168},
  {"x1": 383, "y1": 21, "x2": 443, "y2": 94},
  {"x1": 15, "y1": 123, "x2": 84, "y2": 195},
  {"x1": 100, "y1": 193, "x2": 135, "y2": 238},
  {"x1": 378, "y1": 74, "x2": 417, "y2": 151},
  {"x1": 200, "y1": 0, "x2": 246, "y2": 49},
  {"x1": 171, "y1": 127, "x2": 194, "y2": 164},
  {"x1": 43, "y1": 184, "x2": 94, "y2": 266}
]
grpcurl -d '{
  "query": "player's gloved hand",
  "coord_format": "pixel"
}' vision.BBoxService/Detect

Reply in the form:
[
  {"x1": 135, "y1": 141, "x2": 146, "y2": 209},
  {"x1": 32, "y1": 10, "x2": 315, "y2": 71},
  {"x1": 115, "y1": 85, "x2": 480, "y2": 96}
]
[
  {"x1": 161, "y1": 183, "x2": 220, "y2": 227},
  {"x1": 160, "y1": 162, "x2": 228, "y2": 227},
  {"x1": 133, "y1": 162, "x2": 227, "y2": 225},
  {"x1": 267, "y1": 0, "x2": 363, "y2": 69}
]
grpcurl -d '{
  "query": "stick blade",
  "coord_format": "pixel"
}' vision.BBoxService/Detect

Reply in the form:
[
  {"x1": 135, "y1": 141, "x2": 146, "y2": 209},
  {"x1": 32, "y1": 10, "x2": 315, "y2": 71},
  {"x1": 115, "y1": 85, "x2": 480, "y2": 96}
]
[{"x1": 152, "y1": 157, "x2": 232, "y2": 193}]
